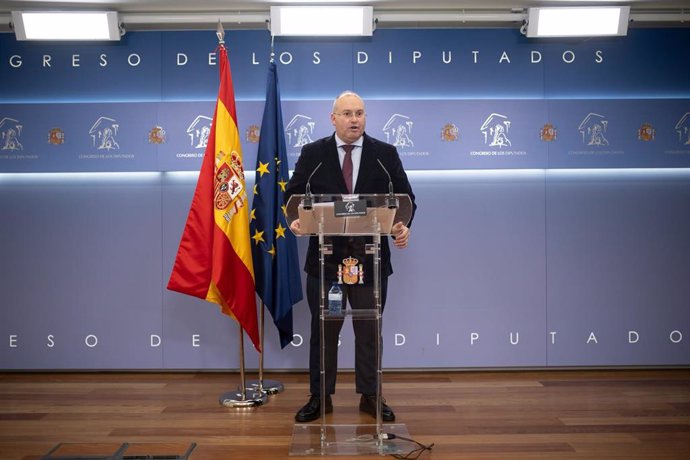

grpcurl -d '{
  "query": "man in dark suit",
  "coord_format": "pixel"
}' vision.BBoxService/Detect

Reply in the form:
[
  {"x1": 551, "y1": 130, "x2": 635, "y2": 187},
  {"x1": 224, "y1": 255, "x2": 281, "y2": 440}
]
[{"x1": 285, "y1": 91, "x2": 416, "y2": 423}]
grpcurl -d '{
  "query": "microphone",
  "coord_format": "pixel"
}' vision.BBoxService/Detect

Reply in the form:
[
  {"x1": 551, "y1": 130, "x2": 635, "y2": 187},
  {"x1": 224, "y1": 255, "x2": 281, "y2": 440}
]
[
  {"x1": 302, "y1": 162, "x2": 322, "y2": 210},
  {"x1": 376, "y1": 158, "x2": 398, "y2": 209}
]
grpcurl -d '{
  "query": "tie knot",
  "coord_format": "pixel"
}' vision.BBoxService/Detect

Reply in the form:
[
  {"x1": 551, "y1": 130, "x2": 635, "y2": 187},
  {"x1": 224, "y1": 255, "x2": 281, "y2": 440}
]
[{"x1": 342, "y1": 144, "x2": 354, "y2": 154}]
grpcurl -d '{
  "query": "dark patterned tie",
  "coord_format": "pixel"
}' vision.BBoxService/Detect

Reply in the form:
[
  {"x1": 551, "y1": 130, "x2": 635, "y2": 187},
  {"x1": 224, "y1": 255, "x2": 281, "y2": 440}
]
[{"x1": 342, "y1": 144, "x2": 354, "y2": 193}]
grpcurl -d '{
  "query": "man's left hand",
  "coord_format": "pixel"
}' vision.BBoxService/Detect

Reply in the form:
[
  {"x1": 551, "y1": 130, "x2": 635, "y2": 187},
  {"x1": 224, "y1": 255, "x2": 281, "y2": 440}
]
[{"x1": 391, "y1": 221, "x2": 410, "y2": 249}]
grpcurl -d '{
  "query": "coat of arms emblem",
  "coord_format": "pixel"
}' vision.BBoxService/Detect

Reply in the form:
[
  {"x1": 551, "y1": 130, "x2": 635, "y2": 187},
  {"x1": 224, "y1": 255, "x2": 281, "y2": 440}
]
[
  {"x1": 148, "y1": 126, "x2": 166, "y2": 144},
  {"x1": 540, "y1": 123, "x2": 557, "y2": 142},
  {"x1": 246, "y1": 124, "x2": 260, "y2": 144},
  {"x1": 48, "y1": 128, "x2": 65, "y2": 145},
  {"x1": 637, "y1": 122, "x2": 655, "y2": 142},
  {"x1": 214, "y1": 151, "x2": 245, "y2": 214},
  {"x1": 441, "y1": 123, "x2": 459, "y2": 142},
  {"x1": 338, "y1": 257, "x2": 364, "y2": 285}
]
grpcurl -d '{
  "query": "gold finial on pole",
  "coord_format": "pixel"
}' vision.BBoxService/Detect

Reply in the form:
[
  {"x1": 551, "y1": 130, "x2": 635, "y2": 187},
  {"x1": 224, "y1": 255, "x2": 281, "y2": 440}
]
[
  {"x1": 216, "y1": 19, "x2": 225, "y2": 45},
  {"x1": 270, "y1": 33, "x2": 275, "y2": 64}
]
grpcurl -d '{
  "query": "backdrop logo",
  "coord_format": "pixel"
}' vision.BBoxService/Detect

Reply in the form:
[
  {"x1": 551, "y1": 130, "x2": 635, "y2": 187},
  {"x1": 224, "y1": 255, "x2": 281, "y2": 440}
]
[
  {"x1": 481, "y1": 113, "x2": 512, "y2": 148},
  {"x1": 246, "y1": 124, "x2": 260, "y2": 144},
  {"x1": 441, "y1": 123, "x2": 459, "y2": 142},
  {"x1": 0, "y1": 117, "x2": 24, "y2": 151},
  {"x1": 540, "y1": 123, "x2": 557, "y2": 142},
  {"x1": 675, "y1": 113, "x2": 690, "y2": 145},
  {"x1": 285, "y1": 114, "x2": 315, "y2": 148},
  {"x1": 383, "y1": 113, "x2": 414, "y2": 148},
  {"x1": 148, "y1": 126, "x2": 166, "y2": 144},
  {"x1": 89, "y1": 117, "x2": 120, "y2": 150},
  {"x1": 48, "y1": 127, "x2": 65, "y2": 145},
  {"x1": 187, "y1": 115, "x2": 212, "y2": 149},
  {"x1": 637, "y1": 122, "x2": 655, "y2": 142},
  {"x1": 579, "y1": 113, "x2": 609, "y2": 146}
]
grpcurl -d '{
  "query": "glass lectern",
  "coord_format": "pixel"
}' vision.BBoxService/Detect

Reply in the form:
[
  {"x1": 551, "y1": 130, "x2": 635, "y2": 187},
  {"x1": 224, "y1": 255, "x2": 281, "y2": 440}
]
[{"x1": 286, "y1": 193, "x2": 414, "y2": 456}]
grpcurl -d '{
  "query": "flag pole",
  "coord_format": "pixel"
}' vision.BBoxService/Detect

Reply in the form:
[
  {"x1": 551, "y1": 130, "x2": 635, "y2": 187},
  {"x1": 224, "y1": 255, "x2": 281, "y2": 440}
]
[
  {"x1": 220, "y1": 324, "x2": 266, "y2": 407},
  {"x1": 211, "y1": 19, "x2": 264, "y2": 408},
  {"x1": 244, "y1": 33, "x2": 284, "y2": 396},
  {"x1": 246, "y1": 301, "x2": 285, "y2": 394}
]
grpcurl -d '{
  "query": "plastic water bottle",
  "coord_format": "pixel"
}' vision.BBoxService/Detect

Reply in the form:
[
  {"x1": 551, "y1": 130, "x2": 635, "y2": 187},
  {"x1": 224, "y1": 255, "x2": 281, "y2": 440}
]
[{"x1": 328, "y1": 283, "x2": 343, "y2": 314}]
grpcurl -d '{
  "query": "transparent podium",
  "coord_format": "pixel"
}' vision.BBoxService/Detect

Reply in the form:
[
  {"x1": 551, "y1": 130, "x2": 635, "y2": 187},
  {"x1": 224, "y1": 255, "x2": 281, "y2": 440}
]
[{"x1": 286, "y1": 193, "x2": 413, "y2": 456}]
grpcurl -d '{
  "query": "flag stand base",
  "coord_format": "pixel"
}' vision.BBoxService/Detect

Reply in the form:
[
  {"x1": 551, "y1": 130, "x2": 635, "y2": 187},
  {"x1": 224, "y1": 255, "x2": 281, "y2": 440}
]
[
  {"x1": 245, "y1": 378, "x2": 284, "y2": 395},
  {"x1": 219, "y1": 390, "x2": 267, "y2": 408}
]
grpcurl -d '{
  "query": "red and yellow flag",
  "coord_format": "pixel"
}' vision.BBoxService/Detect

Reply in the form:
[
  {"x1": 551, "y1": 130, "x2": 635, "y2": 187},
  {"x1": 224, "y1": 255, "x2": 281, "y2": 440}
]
[{"x1": 167, "y1": 44, "x2": 260, "y2": 352}]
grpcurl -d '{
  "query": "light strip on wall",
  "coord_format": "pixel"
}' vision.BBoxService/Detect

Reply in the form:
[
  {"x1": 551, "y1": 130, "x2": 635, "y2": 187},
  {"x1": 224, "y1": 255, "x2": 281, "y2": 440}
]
[
  {"x1": 526, "y1": 6, "x2": 630, "y2": 38},
  {"x1": 0, "y1": 172, "x2": 160, "y2": 183},
  {"x1": 270, "y1": 6, "x2": 373, "y2": 36},
  {"x1": 11, "y1": 11, "x2": 121, "y2": 41}
]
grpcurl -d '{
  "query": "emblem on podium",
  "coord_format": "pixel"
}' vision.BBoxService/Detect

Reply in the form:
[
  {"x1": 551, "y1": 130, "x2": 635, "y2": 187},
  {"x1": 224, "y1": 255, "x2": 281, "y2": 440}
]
[{"x1": 338, "y1": 257, "x2": 364, "y2": 285}]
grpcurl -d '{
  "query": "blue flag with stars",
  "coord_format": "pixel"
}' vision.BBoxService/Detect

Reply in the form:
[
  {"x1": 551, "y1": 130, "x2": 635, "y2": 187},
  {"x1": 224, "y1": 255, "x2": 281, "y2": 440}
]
[{"x1": 250, "y1": 61, "x2": 303, "y2": 349}]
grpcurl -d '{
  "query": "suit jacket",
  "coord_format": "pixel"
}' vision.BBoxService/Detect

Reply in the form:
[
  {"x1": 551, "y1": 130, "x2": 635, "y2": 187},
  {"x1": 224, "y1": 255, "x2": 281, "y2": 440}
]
[{"x1": 285, "y1": 133, "x2": 417, "y2": 281}]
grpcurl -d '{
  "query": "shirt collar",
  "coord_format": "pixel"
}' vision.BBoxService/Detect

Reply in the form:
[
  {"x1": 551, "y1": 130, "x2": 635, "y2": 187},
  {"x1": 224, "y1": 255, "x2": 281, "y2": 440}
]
[{"x1": 335, "y1": 134, "x2": 363, "y2": 149}]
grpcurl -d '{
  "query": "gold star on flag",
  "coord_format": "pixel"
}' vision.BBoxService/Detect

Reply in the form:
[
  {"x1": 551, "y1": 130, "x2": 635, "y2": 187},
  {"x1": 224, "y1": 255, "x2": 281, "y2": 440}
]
[
  {"x1": 250, "y1": 208, "x2": 256, "y2": 221},
  {"x1": 251, "y1": 229, "x2": 265, "y2": 245},
  {"x1": 281, "y1": 204, "x2": 288, "y2": 217},
  {"x1": 267, "y1": 244, "x2": 276, "y2": 258},
  {"x1": 253, "y1": 184, "x2": 258, "y2": 195},
  {"x1": 257, "y1": 161, "x2": 270, "y2": 177},
  {"x1": 275, "y1": 223, "x2": 286, "y2": 239},
  {"x1": 278, "y1": 179, "x2": 287, "y2": 192}
]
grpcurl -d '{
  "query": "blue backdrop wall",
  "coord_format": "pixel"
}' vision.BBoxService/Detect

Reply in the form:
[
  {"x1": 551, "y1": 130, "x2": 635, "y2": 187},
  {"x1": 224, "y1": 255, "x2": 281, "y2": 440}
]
[{"x1": 1, "y1": 28, "x2": 689, "y2": 369}]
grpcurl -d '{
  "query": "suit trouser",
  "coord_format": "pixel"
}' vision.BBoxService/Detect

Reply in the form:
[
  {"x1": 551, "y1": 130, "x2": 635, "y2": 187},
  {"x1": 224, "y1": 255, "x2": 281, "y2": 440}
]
[{"x1": 307, "y1": 275, "x2": 388, "y2": 396}]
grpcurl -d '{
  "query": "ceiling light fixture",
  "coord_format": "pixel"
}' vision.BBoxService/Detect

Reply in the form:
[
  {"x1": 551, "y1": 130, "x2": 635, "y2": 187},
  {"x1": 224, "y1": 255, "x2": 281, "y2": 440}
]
[
  {"x1": 526, "y1": 6, "x2": 630, "y2": 38},
  {"x1": 270, "y1": 6, "x2": 373, "y2": 36},
  {"x1": 11, "y1": 11, "x2": 121, "y2": 41}
]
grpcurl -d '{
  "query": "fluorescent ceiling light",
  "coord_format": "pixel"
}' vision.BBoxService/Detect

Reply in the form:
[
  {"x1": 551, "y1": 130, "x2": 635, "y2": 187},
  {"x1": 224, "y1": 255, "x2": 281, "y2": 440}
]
[
  {"x1": 526, "y1": 6, "x2": 630, "y2": 37},
  {"x1": 270, "y1": 6, "x2": 373, "y2": 36},
  {"x1": 11, "y1": 11, "x2": 121, "y2": 41}
]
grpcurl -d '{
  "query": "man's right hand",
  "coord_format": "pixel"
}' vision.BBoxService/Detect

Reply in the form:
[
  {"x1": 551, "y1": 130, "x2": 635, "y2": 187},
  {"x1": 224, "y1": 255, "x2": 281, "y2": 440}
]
[{"x1": 290, "y1": 218, "x2": 302, "y2": 235}]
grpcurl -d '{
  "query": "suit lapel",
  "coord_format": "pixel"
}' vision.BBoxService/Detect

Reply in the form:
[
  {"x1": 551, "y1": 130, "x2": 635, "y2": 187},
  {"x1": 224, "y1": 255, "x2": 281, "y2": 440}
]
[
  {"x1": 354, "y1": 135, "x2": 376, "y2": 194},
  {"x1": 323, "y1": 136, "x2": 348, "y2": 193}
]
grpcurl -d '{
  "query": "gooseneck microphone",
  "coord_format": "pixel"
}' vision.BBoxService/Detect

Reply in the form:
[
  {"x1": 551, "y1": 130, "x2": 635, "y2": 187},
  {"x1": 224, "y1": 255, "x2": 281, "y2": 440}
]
[
  {"x1": 376, "y1": 158, "x2": 398, "y2": 209},
  {"x1": 302, "y1": 162, "x2": 322, "y2": 210}
]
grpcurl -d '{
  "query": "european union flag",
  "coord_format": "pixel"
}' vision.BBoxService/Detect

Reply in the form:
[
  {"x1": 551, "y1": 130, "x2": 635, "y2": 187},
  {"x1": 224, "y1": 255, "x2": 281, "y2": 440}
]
[{"x1": 250, "y1": 61, "x2": 303, "y2": 349}]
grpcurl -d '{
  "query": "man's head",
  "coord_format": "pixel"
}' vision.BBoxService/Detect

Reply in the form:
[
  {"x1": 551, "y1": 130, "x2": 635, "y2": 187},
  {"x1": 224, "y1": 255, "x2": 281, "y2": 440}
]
[{"x1": 331, "y1": 91, "x2": 366, "y2": 144}]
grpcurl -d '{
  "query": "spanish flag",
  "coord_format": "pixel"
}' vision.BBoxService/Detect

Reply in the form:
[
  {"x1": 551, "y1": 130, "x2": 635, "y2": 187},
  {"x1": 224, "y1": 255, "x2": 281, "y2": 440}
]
[{"x1": 168, "y1": 44, "x2": 260, "y2": 352}]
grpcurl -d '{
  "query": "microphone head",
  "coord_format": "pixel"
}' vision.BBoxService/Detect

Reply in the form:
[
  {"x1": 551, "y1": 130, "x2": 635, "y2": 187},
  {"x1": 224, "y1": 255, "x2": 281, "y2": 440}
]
[
  {"x1": 302, "y1": 195, "x2": 313, "y2": 210},
  {"x1": 386, "y1": 195, "x2": 398, "y2": 209},
  {"x1": 303, "y1": 182, "x2": 313, "y2": 209},
  {"x1": 302, "y1": 163, "x2": 321, "y2": 211}
]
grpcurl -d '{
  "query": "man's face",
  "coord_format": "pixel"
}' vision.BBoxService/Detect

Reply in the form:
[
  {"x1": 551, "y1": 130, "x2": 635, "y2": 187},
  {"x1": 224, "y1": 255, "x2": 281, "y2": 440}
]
[{"x1": 331, "y1": 94, "x2": 366, "y2": 144}]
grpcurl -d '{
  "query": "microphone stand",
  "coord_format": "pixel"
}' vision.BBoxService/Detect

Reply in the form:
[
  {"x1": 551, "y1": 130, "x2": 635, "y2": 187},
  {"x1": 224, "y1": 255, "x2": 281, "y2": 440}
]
[{"x1": 377, "y1": 159, "x2": 399, "y2": 209}]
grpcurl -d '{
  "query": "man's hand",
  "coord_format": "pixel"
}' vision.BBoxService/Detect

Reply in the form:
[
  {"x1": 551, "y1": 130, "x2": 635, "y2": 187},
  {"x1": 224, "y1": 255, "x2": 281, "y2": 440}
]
[
  {"x1": 391, "y1": 221, "x2": 410, "y2": 249},
  {"x1": 290, "y1": 218, "x2": 302, "y2": 235}
]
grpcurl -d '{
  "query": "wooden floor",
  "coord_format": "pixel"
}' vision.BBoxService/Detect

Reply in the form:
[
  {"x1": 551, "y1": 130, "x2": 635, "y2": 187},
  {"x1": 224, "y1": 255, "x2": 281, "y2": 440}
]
[{"x1": 0, "y1": 369, "x2": 689, "y2": 459}]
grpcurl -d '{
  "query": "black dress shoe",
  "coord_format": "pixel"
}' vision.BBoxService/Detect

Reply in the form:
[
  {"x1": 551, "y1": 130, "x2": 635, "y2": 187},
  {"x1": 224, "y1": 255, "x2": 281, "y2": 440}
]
[
  {"x1": 295, "y1": 394, "x2": 333, "y2": 423},
  {"x1": 359, "y1": 395, "x2": 396, "y2": 422}
]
